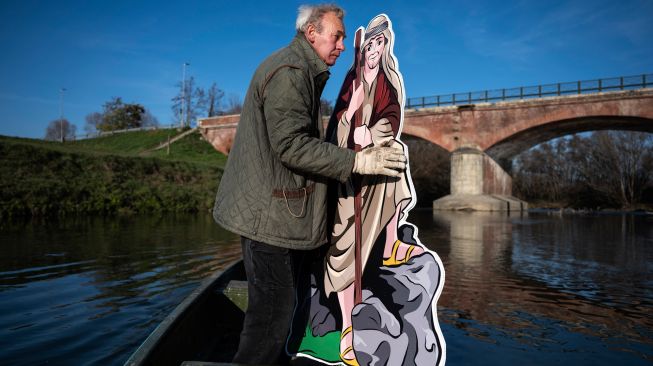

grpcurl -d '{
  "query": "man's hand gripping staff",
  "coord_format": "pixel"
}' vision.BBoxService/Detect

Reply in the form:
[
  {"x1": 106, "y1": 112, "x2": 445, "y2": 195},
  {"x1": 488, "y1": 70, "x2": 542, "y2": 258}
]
[{"x1": 353, "y1": 141, "x2": 406, "y2": 177}]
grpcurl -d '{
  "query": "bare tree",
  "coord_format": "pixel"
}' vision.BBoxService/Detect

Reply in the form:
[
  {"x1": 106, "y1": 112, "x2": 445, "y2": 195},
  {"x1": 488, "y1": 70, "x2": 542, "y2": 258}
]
[
  {"x1": 45, "y1": 118, "x2": 76, "y2": 141},
  {"x1": 577, "y1": 131, "x2": 652, "y2": 207},
  {"x1": 171, "y1": 76, "x2": 207, "y2": 127},
  {"x1": 224, "y1": 93, "x2": 243, "y2": 114},
  {"x1": 206, "y1": 82, "x2": 225, "y2": 117},
  {"x1": 84, "y1": 112, "x2": 102, "y2": 135},
  {"x1": 514, "y1": 131, "x2": 653, "y2": 208}
]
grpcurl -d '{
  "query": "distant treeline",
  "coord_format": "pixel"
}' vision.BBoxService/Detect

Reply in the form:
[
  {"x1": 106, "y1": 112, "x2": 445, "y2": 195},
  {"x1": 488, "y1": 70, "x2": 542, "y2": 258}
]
[
  {"x1": 513, "y1": 131, "x2": 653, "y2": 209},
  {"x1": 394, "y1": 131, "x2": 653, "y2": 210}
]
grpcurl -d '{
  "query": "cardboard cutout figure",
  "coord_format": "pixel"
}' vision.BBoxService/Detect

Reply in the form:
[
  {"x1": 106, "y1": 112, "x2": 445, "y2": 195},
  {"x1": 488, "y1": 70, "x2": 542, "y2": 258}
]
[{"x1": 288, "y1": 14, "x2": 446, "y2": 366}]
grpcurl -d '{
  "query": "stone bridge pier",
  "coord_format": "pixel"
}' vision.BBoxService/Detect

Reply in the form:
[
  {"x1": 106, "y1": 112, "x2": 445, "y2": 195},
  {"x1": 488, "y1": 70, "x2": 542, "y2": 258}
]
[{"x1": 431, "y1": 147, "x2": 527, "y2": 211}]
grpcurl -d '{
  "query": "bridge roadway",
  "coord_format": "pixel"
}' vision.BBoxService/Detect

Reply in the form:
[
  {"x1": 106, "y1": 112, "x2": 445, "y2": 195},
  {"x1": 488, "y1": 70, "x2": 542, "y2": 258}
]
[{"x1": 198, "y1": 88, "x2": 653, "y2": 211}]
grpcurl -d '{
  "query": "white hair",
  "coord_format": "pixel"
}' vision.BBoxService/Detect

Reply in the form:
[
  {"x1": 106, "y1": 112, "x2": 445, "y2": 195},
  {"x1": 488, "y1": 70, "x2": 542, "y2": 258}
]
[{"x1": 295, "y1": 4, "x2": 344, "y2": 33}]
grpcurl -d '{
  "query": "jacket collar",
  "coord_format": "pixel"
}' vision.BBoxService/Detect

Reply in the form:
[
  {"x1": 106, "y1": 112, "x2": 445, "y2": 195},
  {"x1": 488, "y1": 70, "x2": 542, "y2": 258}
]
[{"x1": 291, "y1": 33, "x2": 330, "y2": 78}]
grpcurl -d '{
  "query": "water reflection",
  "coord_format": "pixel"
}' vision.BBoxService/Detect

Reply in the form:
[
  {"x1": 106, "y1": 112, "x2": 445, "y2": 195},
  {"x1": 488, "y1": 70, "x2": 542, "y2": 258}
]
[
  {"x1": 1, "y1": 212, "x2": 652, "y2": 365},
  {"x1": 0, "y1": 215, "x2": 241, "y2": 365},
  {"x1": 425, "y1": 211, "x2": 653, "y2": 364}
]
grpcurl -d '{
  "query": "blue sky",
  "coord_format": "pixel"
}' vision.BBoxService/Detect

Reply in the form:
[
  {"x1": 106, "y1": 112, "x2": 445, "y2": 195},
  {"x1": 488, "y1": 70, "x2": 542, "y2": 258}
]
[{"x1": 1, "y1": 0, "x2": 651, "y2": 139}]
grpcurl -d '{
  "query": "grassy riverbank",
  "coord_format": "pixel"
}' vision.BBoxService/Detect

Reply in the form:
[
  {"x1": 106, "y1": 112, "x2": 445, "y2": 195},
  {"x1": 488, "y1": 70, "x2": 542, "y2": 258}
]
[{"x1": 0, "y1": 129, "x2": 227, "y2": 219}]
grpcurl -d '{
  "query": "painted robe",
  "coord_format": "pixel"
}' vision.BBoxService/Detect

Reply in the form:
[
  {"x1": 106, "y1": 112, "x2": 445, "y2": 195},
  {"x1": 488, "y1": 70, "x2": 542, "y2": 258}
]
[{"x1": 324, "y1": 67, "x2": 412, "y2": 295}]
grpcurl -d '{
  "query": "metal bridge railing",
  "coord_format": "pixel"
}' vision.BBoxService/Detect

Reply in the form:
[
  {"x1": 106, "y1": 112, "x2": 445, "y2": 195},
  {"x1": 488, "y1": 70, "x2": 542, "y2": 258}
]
[{"x1": 406, "y1": 73, "x2": 652, "y2": 109}]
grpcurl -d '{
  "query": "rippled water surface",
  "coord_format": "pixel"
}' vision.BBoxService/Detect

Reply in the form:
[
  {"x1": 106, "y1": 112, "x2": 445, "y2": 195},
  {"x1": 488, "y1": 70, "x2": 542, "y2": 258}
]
[
  {"x1": 1, "y1": 211, "x2": 652, "y2": 365},
  {"x1": 0, "y1": 215, "x2": 242, "y2": 365},
  {"x1": 422, "y1": 211, "x2": 653, "y2": 365}
]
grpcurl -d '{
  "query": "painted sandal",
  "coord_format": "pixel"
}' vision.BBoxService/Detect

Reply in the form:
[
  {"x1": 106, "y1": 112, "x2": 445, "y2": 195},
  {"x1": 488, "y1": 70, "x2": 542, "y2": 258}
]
[
  {"x1": 340, "y1": 326, "x2": 359, "y2": 366},
  {"x1": 383, "y1": 239, "x2": 415, "y2": 266}
]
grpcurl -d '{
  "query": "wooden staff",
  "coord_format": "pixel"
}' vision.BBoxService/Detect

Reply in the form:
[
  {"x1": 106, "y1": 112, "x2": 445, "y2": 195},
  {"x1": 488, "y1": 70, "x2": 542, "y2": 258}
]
[{"x1": 353, "y1": 28, "x2": 364, "y2": 305}]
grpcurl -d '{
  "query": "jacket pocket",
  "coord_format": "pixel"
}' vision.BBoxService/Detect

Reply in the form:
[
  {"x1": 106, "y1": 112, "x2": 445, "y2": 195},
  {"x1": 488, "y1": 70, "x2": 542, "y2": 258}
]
[{"x1": 264, "y1": 184, "x2": 315, "y2": 241}]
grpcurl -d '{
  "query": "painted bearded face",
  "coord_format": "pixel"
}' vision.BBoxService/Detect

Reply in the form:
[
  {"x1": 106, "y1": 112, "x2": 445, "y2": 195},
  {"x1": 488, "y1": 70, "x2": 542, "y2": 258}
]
[{"x1": 364, "y1": 34, "x2": 385, "y2": 70}]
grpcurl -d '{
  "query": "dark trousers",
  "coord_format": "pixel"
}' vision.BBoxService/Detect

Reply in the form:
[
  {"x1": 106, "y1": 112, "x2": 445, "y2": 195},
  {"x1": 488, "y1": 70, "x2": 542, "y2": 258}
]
[{"x1": 233, "y1": 237, "x2": 307, "y2": 365}]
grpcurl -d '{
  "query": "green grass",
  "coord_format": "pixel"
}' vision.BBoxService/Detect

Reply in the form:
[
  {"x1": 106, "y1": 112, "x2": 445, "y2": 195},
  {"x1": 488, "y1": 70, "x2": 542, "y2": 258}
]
[
  {"x1": 72, "y1": 128, "x2": 175, "y2": 154},
  {"x1": 144, "y1": 130, "x2": 227, "y2": 167},
  {"x1": 0, "y1": 129, "x2": 227, "y2": 219}
]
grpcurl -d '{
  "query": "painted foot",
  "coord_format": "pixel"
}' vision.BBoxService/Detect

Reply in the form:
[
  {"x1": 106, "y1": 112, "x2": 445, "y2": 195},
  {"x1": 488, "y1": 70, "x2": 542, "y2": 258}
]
[
  {"x1": 340, "y1": 326, "x2": 359, "y2": 366},
  {"x1": 383, "y1": 240, "x2": 423, "y2": 266}
]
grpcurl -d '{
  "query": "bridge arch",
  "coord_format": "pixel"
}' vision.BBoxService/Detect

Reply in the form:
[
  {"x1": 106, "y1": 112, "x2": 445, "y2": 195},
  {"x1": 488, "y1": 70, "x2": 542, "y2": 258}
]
[
  {"x1": 400, "y1": 118, "x2": 450, "y2": 152},
  {"x1": 486, "y1": 115, "x2": 653, "y2": 162}
]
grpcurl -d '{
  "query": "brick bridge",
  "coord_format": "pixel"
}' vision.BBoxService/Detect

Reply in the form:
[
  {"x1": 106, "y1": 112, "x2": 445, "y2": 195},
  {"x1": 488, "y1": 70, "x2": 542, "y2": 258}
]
[{"x1": 198, "y1": 76, "x2": 653, "y2": 211}]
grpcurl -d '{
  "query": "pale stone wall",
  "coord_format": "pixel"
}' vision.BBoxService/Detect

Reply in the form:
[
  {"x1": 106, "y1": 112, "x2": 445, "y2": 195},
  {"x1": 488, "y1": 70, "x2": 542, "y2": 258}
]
[
  {"x1": 438, "y1": 148, "x2": 525, "y2": 211},
  {"x1": 450, "y1": 149, "x2": 483, "y2": 195},
  {"x1": 450, "y1": 148, "x2": 512, "y2": 196}
]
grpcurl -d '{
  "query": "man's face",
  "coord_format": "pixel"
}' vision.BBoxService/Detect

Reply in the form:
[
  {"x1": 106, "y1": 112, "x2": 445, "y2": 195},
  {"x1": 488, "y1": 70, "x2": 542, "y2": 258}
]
[
  {"x1": 307, "y1": 12, "x2": 346, "y2": 66},
  {"x1": 364, "y1": 34, "x2": 385, "y2": 70}
]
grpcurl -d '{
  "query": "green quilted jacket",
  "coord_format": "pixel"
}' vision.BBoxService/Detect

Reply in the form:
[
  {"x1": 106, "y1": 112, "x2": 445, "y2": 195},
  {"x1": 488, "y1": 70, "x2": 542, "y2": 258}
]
[{"x1": 213, "y1": 34, "x2": 355, "y2": 250}]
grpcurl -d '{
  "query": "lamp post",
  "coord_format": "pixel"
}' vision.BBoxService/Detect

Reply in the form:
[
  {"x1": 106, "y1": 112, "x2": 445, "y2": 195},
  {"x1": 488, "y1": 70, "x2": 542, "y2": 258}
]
[
  {"x1": 181, "y1": 62, "x2": 190, "y2": 128},
  {"x1": 59, "y1": 88, "x2": 66, "y2": 142}
]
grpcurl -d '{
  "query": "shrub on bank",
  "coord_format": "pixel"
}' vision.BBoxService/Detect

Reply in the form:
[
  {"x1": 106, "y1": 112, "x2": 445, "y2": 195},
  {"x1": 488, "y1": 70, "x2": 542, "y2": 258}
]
[{"x1": 0, "y1": 139, "x2": 222, "y2": 219}]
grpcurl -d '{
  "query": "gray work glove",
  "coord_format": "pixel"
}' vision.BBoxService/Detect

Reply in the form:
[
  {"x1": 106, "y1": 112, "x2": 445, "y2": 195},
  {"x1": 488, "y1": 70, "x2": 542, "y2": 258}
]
[{"x1": 352, "y1": 144, "x2": 406, "y2": 177}]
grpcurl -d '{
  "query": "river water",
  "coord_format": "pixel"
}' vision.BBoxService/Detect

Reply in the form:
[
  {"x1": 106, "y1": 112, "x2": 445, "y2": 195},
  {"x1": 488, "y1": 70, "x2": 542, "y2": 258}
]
[{"x1": 0, "y1": 211, "x2": 651, "y2": 365}]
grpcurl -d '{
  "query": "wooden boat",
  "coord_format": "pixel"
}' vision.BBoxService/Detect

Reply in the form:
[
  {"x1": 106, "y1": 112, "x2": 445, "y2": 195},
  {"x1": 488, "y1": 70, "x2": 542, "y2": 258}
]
[{"x1": 123, "y1": 260, "x2": 248, "y2": 366}]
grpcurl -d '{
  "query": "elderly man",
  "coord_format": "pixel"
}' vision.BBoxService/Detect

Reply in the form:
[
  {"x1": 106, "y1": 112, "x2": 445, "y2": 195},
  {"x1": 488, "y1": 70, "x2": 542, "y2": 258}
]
[{"x1": 213, "y1": 4, "x2": 405, "y2": 364}]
